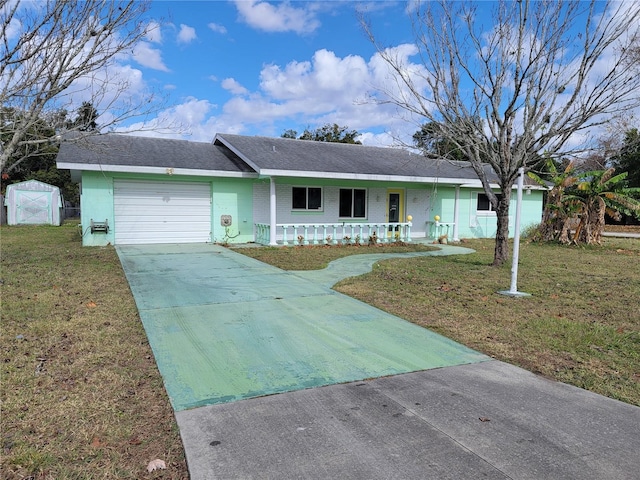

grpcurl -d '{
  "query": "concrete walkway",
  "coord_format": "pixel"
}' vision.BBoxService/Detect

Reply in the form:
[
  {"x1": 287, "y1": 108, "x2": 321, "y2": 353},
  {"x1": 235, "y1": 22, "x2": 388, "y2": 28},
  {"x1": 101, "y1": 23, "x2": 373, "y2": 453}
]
[
  {"x1": 291, "y1": 244, "x2": 476, "y2": 288},
  {"x1": 117, "y1": 244, "x2": 640, "y2": 480}
]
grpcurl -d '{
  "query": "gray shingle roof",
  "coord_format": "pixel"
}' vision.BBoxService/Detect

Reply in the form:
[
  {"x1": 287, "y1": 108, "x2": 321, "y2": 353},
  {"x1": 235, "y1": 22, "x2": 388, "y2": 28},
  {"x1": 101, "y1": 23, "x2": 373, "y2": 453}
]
[
  {"x1": 57, "y1": 132, "x2": 508, "y2": 185},
  {"x1": 56, "y1": 133, "x2": 254, "y2": 173},
  {"x1": 215, "y1": 133, "x2": 498, "y2": 182}
]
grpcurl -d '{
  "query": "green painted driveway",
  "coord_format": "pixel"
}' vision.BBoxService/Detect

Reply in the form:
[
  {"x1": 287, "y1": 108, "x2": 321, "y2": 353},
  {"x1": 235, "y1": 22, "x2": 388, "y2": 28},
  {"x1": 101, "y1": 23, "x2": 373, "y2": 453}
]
[{"x1": 117, "y1": 244, "x2": 489, "y2": 411}]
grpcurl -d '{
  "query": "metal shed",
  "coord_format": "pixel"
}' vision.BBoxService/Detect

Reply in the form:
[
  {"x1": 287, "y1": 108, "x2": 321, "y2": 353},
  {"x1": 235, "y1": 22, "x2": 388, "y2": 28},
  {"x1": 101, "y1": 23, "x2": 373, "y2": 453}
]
[{"x1": 4, "y1": 180, "x2": 64, "y2": 226}]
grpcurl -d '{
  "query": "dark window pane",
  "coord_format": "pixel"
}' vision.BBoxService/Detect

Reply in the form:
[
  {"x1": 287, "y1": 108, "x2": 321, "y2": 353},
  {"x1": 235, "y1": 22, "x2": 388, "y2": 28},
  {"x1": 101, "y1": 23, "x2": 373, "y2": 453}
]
[
  {"x1": 477, "y1": 193, "x2": 490, "y2": 211},
  {"x1": 308, "y1": 188, "x2": 322, "y2": 209},
  {"x1": 353, "y1": 189, "x2": 366, "y2": 218},
  {"x1": 339, "y1": 189, "x2": 352, "y2": 217},
  {"x1": 292, "y1": 187, "x2": 307, "y2": 209},
  {"x1": 388, "y1": 193, "x2": 399, "y2": 222}
]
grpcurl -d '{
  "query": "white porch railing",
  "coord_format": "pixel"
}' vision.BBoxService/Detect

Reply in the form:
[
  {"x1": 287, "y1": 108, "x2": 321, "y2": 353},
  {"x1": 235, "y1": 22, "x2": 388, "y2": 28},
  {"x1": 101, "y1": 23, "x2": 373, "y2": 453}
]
[
  {"x1": 255, "y1": 222, "x2": 412, "y2": 246},
  {"x1": 425, "y1": 221, "x2": 455, "y2": 239}
]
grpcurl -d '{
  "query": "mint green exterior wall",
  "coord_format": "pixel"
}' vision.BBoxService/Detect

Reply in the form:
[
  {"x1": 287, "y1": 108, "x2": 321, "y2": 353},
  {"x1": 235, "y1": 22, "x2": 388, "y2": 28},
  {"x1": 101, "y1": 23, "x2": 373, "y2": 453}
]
[
  {"x1": 429, "y1": 186, "x2": 544, "y2": 239},
  {"x1": 211, "y1": 178, "x2": 254, "y2": 244},
  {"x1": 79, "y1": 170, "x2": 543, "y2": 246},
  {"x1": 78, "y1": 171, "x2": 256, "y2": 246},
  {"x1": 80, "y1": 171, "x2": 115, "y2": 246}
]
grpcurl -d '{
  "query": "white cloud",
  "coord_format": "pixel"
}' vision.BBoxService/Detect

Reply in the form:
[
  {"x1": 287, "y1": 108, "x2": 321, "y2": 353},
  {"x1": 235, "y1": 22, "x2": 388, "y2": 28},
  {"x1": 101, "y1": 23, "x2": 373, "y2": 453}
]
[
  {"x1": 233, "y1": 0, "x2": 321, "y2": 34},
  {"x1": 259, "y1": 49, "x2": 369, "y2": 103},
  {"x1": 121, "y1": 46, "x2": 429, "y2": 146},
  {"x1": 172, "y1": 97, "x2": 213, "y2": 125},
  {"x1": 5, "y1": 17, "x2": 22, "y2": 40},
  {"x1": 132, "y1": 42, "x2": 170, "y2": 72},
  {"x1": 145, "y1": 21, "x2": 163, "y2": 43},
  {"x1": 221, "y1": 78, "x2": 249, "y2": 95},
  {"x1": 210, "y1": 46, "x2": 423, "y2": 144},
  {"x1": 119, "y1": 97, "x2": 239, "y2": 142},
  {"x1": 1, "y1": 0, "x2": 23, "y2": 40},
  {"x1": 177, "y1": 24, "x2": 197, "y2": 44},
  {"x1": 208, "y1": 22, "x2": 227, "y2": 34}
]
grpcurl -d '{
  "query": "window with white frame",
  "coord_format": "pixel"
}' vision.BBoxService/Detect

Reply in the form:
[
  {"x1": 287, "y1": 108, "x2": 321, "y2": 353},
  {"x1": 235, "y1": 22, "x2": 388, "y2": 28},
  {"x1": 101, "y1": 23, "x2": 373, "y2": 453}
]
[
  {"x1": 292, "y1": 186, "x2": 322, "y2": 210},
  {"x1": 339, "y1": 188, "x2": 367, "y2": 218},
  {"x1": 476, "y1": 192, "x2": 502, "y2": 214}
]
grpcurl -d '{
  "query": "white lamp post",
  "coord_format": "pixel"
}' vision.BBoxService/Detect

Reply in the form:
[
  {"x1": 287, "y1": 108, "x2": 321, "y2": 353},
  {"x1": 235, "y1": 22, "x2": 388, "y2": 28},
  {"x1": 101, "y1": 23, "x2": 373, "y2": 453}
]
[{"x1": 499, "y1": 167, "x2": 531, "y2": 297}]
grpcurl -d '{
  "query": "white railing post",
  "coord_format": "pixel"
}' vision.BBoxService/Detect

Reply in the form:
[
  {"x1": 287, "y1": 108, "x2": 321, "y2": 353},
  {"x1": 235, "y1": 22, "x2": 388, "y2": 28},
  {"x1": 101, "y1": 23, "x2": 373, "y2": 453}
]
[
  {"x1": 292, "y1": 225, "x2": 299, "y2": 245},
  {"x1": 269, "y1": 178, "x2": 278, "y2": 246}
]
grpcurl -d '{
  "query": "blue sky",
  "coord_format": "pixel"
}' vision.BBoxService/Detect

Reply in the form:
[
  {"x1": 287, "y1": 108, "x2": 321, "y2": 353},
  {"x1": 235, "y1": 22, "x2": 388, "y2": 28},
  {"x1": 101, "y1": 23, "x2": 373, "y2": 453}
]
[
  {"x1": 118, "y1": 1, "x2": 420, "y2": 146},
  {"x1": 7, "y1": 0, "x2": 631, "y2": 150}
]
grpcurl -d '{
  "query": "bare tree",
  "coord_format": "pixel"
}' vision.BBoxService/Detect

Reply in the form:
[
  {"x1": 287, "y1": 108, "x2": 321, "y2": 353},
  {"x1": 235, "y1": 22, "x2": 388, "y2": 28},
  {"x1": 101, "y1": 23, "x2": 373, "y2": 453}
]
[
  {"x1": 1, "y1": 0, "x2": 164, "y2": 174},
  {"x1": 362, "y1": 0, "x2": 640, "y2": 266}
]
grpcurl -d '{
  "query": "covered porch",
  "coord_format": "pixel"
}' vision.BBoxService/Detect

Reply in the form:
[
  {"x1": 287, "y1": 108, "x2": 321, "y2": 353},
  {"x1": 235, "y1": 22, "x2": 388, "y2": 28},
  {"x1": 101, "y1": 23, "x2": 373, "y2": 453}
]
[{"x1": 255, "y1": 178, "x2": 463, "y2": 246}]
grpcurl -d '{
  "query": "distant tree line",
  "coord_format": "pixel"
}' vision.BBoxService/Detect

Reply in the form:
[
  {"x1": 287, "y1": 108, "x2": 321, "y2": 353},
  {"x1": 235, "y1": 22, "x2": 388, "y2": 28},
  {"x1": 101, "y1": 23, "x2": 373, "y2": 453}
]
[{"x1": 282, "y1": 124, "x2": 362, "y2": 144}]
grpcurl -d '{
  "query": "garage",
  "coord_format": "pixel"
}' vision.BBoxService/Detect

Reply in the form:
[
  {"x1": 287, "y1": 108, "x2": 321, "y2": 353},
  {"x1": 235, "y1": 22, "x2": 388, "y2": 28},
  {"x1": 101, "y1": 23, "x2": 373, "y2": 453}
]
[{"x1": 113, "y1": 180, "x2": 211, "y2": 244}]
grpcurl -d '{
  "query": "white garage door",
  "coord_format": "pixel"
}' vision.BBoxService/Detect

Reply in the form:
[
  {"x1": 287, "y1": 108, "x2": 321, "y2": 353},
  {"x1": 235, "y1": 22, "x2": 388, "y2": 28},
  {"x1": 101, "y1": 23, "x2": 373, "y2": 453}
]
[{"x1": 114, "y1": 180, "x2": 211, "y2": 244}]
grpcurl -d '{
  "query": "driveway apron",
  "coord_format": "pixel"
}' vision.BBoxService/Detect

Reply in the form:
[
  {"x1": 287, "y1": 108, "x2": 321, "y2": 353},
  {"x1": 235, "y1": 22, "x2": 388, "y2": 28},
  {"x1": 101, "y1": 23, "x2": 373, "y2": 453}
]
[{"x1": 116, "y1": 244, "x2": 489, "y2": 412}]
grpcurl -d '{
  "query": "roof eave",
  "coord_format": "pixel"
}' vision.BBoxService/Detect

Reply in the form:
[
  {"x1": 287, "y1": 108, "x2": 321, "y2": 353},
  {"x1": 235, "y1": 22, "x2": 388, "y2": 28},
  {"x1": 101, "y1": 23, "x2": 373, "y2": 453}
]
[
  {"x1": 56, "y1": 162, "x2": 258, "y2": 179},
  {"x1": 259, "y1": 168, "x2": 492, "y2": 185}
]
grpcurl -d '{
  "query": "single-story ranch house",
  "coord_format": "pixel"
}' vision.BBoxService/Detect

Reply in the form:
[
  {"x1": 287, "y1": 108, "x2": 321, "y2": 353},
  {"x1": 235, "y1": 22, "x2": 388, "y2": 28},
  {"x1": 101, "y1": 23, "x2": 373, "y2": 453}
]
[{"x1": 56, "y1": 133, "x2": 545, "y2": 247}]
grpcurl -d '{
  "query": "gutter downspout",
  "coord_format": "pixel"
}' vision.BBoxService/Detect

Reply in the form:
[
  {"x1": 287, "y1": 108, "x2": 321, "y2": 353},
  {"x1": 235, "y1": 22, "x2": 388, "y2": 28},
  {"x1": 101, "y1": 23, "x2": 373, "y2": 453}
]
[{"x1": 269, "y1": 177, "x2": 277, "y2": 246}]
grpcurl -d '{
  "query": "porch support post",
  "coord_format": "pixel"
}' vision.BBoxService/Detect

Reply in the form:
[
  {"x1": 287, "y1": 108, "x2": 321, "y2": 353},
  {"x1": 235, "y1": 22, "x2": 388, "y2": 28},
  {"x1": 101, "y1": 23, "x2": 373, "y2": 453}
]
[
  {"x1": 269, "y1": 177, "x2": 278, "y2": 246},
  {"x1": 453, "y1": 185, "x2": 460, "y2": 242}
]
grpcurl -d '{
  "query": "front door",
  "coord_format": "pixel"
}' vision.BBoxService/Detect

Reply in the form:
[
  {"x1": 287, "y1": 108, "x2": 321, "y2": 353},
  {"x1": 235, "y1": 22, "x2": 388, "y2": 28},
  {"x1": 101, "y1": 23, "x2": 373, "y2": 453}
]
[{"x1": 387, "y1": 189, "x2": 404, "y2": 235}]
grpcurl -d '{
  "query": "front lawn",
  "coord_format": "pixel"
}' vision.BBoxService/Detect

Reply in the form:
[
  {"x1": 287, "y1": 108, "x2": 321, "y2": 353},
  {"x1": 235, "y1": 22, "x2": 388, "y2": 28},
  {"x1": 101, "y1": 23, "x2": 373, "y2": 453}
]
[
  {"x1": 1, "y1": 222, "x2": 188, "y2": 479},
  {"x1": 237, "y1": 237, "x2": 640, "y2": 406},
  {"x1": 2, "y1": 223, "x2": 637, "y2": 480}
]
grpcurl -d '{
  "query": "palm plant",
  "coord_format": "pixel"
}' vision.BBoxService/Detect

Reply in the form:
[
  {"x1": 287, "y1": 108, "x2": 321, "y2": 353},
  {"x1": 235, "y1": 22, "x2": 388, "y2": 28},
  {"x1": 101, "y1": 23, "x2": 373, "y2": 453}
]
[
  {"x1": 530, "y1": 163, "x2": 640, "y2": 244},
  {"x1": 568, "y1": 169, "x2": 640, "y2": 244},
  {"x1": 528, "y1": 159, "x2": 580, "y2": 243}
]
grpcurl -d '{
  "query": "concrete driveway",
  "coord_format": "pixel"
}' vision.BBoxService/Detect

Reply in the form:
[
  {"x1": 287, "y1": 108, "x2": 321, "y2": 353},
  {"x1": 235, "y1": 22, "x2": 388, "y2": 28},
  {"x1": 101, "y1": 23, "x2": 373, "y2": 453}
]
[{"x1": 117, "y1": 244, "x2": 640, "y2": 480}]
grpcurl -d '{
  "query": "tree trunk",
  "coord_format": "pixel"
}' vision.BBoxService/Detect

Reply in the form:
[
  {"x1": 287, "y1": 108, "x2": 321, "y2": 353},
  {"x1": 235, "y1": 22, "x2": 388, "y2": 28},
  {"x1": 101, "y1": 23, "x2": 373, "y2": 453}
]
[
  {"x1": 492, "y1": 194, "x2": 511, "y2": 266},
  {"x1": 539, "y1": 188, "x2": 565, "y2": 242},
  {"x1": 559, "y1": 218, "x2": 572, "y2": 244},
  {"x1": 591, "y1": 197, "x2": 606, "y2": 245}
]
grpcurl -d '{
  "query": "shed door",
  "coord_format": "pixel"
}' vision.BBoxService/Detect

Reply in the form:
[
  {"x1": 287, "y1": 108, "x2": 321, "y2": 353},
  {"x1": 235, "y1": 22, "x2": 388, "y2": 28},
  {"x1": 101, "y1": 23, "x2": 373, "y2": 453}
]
[
  {"x1": 114, "y1": 180, "x2": 211, "y2": 244},
  {"x1": 16, "y1": 190, "x2": 52, "y2": 224}
]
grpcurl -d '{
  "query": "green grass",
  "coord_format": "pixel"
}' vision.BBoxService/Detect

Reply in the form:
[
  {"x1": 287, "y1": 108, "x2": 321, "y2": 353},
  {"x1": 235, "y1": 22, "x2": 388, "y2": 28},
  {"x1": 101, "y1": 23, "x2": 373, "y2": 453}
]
[
  {"x1": 1, "y1": 222, "x2": 188, "y2": 479},
  {"x1": 237, "y1": 237, "x2": 640, "y2": 406},
  {"x1": 2, "y1": 223, "x2": 638, "y2": 480}
]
